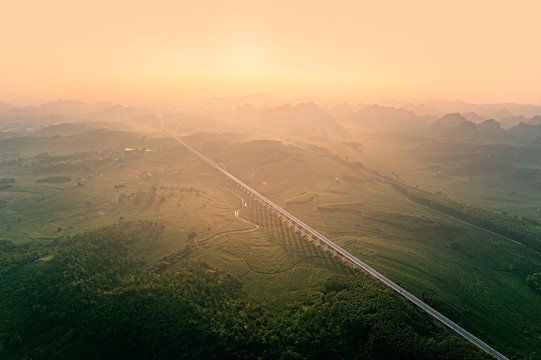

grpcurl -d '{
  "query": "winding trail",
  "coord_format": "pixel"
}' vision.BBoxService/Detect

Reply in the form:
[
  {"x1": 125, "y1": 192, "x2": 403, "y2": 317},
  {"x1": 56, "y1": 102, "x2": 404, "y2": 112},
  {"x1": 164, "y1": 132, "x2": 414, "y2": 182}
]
[
  {"x1": 196, "y1": 188, "x2": 260, "y2": 246},
  {"x1": 186, "y1": 200, "x2": 198, "y2": 227}
]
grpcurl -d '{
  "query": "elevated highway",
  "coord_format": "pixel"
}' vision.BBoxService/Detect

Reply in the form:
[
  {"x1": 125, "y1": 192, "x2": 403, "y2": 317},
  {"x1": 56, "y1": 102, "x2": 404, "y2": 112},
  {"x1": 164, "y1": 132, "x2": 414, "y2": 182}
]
[{"x1": 165, "y1": 128, "x2": 508, "y2": 360}]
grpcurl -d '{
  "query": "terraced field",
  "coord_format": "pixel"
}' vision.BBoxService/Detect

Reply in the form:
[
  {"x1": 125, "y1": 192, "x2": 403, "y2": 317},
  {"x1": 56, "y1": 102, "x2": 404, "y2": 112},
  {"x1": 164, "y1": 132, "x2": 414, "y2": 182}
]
[{"x1": 1, "y1": 125, "x2": 540, "y2": 358}]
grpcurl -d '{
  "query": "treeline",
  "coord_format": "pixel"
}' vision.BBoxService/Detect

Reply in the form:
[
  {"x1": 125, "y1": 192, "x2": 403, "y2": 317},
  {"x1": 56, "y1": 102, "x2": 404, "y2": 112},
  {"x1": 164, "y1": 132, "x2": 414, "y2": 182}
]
[
  {"x1": 0, "y1": 221, "x2": 492, "y2": 360},
  {"x1": 392, "y1": 183, "x2": 541, "y2": 252},
  {"x1": 36, "y1": 175, "x2": 71, "y2": 183}
]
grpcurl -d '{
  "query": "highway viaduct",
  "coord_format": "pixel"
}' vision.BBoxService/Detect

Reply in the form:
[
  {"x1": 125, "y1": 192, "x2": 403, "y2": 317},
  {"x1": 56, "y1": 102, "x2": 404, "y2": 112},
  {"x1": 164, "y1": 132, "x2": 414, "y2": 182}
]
[{"x1": 164, "y1": 129, "x2": 508, "y2": 360}]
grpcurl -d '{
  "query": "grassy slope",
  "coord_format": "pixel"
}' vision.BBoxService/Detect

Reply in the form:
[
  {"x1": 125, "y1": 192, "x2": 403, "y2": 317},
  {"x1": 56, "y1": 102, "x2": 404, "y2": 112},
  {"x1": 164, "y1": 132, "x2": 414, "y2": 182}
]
[
  {"x1": 210, "y1": 137, "x2": 541, "y2": 358},
  {"x1": 2, "y1": 127, "x2": 541, "y2": 358},
  {"x1": 340, "y1": 131, "x2": 541, "y2": 218},
  {"x1": 0, "y1": 128, "x2": 353, "y2": 309}
]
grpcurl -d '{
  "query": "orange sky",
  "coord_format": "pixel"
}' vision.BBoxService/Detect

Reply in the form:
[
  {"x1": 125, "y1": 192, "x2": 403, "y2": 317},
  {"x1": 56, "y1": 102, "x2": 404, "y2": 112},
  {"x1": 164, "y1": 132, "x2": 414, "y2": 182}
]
[{"x1": 2, "y1": 0, "x2": 541, "y2": 105}]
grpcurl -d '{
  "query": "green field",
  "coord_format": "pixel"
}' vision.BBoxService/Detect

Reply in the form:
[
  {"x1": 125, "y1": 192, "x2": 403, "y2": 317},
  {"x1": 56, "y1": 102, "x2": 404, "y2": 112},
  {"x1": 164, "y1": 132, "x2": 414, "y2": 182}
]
[
  {"x1": 333, "y1": 131, "x2": 541, "y2": 219},
  {"x1": 0, "y1": 126, "x2": 355, "y2": 304},
  {"x1": 202, "y1": 134, "x2": 541, "y2": 358},
  {"x1": 1, "y1": 124, "x2": 540, "y2": 358}
]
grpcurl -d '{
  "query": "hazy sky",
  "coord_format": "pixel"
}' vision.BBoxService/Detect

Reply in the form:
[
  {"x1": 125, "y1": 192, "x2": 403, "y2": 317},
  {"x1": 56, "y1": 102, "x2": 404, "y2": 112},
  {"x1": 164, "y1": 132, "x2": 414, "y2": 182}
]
[{"x1": 2, "y1": 0, "x2": 541, "y2": 104}]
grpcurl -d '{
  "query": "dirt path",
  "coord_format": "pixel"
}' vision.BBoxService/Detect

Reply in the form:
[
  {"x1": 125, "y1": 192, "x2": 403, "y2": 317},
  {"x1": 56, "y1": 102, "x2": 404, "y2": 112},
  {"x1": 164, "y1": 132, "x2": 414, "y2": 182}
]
[{"x1": 196, "y1": 188, "x2": 260, "y2": 246}]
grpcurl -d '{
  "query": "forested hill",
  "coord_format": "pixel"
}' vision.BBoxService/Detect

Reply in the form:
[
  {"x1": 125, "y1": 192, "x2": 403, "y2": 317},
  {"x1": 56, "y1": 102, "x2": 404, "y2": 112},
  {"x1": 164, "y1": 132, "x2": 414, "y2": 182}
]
[{"x1": 0, "y1": 221, "x2": 491, "y2": 360}]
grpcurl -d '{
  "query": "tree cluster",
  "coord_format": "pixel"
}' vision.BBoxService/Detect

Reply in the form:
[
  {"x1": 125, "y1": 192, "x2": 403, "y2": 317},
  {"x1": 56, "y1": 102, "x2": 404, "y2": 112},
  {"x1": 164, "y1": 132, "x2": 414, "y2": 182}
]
[
  {"x1": 1, "y1": 222, "x2": 492, "y2": 360},
  {"x1": 36, "y1": 175, "x2": 72, "y2": 183}
]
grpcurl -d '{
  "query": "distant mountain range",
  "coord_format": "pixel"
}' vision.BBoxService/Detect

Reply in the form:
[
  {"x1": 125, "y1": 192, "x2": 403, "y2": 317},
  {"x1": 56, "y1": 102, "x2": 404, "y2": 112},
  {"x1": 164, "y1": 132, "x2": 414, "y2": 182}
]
[
  {"x1": 342, "y1": 105, "x2": 433, "y2": 131},
  {"x1": 429, "y1": 112, "x2": 541, "y2": 144},
  {"x1": 0, "y1": 99, "x2": 129, "y2": 119},
  {"x1": 2, "y1": 97, "x2": 541, "y2": 139},
  {"x1": 0, "y1": 99, "x2": 152, "y2": 133},
  {"x1": 386, "y1": 98, "x2": 541, "y2": 119},
  {"x1": 236, "y1": 102, "x2": 341, "y2": 134}
]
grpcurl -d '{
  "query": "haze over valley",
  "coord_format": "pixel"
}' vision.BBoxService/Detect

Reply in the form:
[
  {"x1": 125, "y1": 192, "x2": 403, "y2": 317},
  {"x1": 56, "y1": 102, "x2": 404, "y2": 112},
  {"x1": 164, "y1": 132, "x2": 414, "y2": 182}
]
[
  {"x1": 2, "y1": 1, "x2": 541, "y2": 359},
  {"x1": 2, "y1": 95, "x2": 541, "y2": 359}
]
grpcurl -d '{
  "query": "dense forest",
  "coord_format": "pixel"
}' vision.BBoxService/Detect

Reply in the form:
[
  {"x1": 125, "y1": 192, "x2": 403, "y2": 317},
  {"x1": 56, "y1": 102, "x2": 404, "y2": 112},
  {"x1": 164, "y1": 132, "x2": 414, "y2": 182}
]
[{"x1": 0, "y1": 221, "x2": 492, "y2": 359}]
